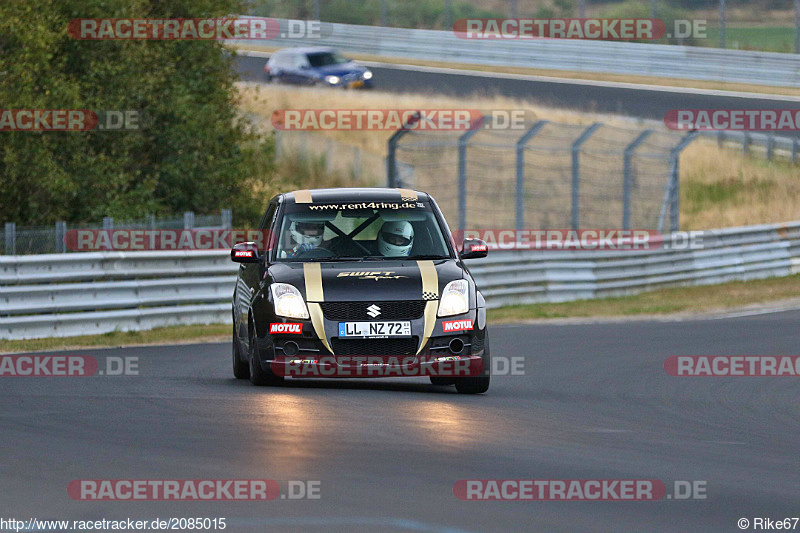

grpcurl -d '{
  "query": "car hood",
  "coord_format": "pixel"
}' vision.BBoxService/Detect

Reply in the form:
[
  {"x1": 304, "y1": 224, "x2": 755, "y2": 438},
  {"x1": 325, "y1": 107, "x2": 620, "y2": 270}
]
[{"x1": 268, "y1": 259, "x2": 464, "y2": 302}]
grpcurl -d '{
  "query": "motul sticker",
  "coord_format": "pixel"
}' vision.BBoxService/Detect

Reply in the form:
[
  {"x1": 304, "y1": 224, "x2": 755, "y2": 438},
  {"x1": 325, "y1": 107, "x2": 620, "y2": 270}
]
[
  {"x1": 442, "y1": 319, "x2": 473, "y2": 332},
  {"x1": 235, "y1": 250, "x2": 254, "y2": 257},
  {"x1": 470, "y1": 244, "x2": 487, "y2": 252},
  {"x1": 270, "y1": 323, "x2": 302, "y2": 334}
]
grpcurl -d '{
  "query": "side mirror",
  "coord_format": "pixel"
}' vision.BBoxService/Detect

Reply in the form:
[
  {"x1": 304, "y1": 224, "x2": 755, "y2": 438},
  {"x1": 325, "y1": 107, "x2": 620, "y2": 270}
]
[
  {"x1": 231, "y1": 242, "x2": 260, "y2": 263},
  {"x1": 460, "y1": 238, "x2": 488, "y2": 260}
]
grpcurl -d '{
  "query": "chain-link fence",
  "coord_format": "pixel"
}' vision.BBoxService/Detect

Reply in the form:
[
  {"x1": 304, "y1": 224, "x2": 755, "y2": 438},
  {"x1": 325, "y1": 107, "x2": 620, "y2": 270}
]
[
  {"x1": 3, "y1": 211, "x2": 232, "y2": 255},
  {"x1": 387, "y1": 120, "x2": 697, "y2": 232}
]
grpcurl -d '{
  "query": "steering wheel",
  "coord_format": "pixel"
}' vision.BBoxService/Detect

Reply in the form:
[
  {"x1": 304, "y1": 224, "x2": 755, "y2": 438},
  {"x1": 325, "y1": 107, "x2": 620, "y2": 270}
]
[{"x1": 293, "y1": 247, "x2": 335, "y2": 258}]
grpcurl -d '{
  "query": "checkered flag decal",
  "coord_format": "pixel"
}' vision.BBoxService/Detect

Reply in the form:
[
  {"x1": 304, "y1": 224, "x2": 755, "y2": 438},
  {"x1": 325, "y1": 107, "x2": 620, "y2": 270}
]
[{"x1": 422, "y1": 291, "x2": 437, "y2": 301}]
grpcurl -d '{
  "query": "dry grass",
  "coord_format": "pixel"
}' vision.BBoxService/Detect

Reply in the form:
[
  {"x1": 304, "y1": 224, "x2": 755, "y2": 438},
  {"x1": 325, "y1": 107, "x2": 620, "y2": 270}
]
[
  {"x1": 239, "y1": 82, "x2": 800, "y2": 230},
  {"x1": 231, "y1": 44, "x2": 800, "y2": 98}
]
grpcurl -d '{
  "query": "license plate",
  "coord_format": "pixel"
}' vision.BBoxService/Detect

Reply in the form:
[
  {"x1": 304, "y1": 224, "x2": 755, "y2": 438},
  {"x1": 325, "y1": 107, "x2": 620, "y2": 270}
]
[
  {"x1": 338, "y1": 321, "x2": 411, "y2": 338},
  {"x1": 348, "y1": 80, "x2": 364, "y2": 88}
]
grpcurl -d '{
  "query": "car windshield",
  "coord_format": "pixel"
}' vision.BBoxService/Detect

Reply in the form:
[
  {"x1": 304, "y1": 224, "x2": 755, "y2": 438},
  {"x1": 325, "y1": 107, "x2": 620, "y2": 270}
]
[
  {"x1": 306, "y1": 51, "x2": 349, "y2": 67},
  {"x1": 273, "y1": 200, "x2": 452, "y2": 262}
]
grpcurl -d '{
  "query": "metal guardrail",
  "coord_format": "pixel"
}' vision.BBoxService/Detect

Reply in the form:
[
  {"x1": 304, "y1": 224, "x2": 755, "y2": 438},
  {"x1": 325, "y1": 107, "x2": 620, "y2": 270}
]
[
  {"x1": 2, "y1": 222, "x2": 800, "y2": 340},
  {"x1": 231, "y1": 18, "x2": 800, "y2": 88}
]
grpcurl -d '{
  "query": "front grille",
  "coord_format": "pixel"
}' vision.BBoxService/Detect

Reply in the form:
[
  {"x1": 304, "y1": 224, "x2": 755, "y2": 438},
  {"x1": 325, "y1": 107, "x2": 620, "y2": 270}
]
[
  {"x1": 331, "y1": 337, "x2": 419, "y2": 357},
  {"x1": 321, "y1": 301, "x2": 426, "y2": 321}
]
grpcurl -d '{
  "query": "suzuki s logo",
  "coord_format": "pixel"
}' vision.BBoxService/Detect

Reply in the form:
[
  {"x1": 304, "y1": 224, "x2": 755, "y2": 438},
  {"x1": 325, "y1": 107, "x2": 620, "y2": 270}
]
[{"x1": 366, "y1": 304, "x2": 381, "y2": 318}]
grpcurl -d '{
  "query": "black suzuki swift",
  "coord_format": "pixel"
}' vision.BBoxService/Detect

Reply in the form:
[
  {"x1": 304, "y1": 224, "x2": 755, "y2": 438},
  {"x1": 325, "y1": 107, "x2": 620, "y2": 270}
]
[{"x1": 231, "y1": 188, "x2": 490, "y2": 394}]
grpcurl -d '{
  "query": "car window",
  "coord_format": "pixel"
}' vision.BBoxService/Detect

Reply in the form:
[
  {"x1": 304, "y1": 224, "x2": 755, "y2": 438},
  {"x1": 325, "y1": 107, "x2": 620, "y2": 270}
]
[
  {"x1": 306, "y1": 51, "x2": 348, "y2": 67},
  {"x1": 273, "y1": 201, "x2": 451, "y2": 261}
]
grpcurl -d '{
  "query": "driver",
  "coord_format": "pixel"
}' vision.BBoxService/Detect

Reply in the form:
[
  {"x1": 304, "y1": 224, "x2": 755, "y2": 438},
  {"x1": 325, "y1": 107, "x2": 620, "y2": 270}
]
[
  {"x1": 377, "y1": 221, "x2": 414, "y2": 257},
  {"x1": 281, "y1": 220, "x2": 326, "y2": 258}
]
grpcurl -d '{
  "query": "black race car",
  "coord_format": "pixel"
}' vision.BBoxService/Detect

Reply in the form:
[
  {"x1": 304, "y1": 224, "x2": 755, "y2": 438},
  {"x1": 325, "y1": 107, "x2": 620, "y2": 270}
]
[{"x1": 230, "y1": 188, "x2": 490, "y2": 394}]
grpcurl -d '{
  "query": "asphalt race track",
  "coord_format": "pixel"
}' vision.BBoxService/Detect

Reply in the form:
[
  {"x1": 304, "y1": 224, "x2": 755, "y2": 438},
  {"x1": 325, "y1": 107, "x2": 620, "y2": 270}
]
[
  {"x1": 3, "y1": 311, "x2": 800, "y2": 532},
  {"x1": 234, "y1": 55, "x2": 800, "y2": 132}
]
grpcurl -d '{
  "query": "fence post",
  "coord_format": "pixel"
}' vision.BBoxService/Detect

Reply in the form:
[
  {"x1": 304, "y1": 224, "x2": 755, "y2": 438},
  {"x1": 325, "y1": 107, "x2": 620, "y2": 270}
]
[
  {"x1": 274, "y1": 130, "x2": 282, "y2": 160},
  {"x1": 221, "y1": 209, "x2": 232, "y2": 230},
  {"x1": 353, "y1": 147, "x2": 362, "y2": 179},
  {"x1": 386, "y1": 127, "x2": 413, "y2": 187},
  {"x1": 793, "y1": 138, "x2": 798, "y2": 164},
  {"x1": 514, "y1": 121, "x2": 549, "y2": 231},
  {"x1": 658, "y1": 131, "x2": 699, "y2": 233},
  {"x1": 325, "y1": 138, "x2": 333, "y2": 173},
  {"x1": 102, "y1": 217, "x2": 113, "y2": 230},
  {"x1": 458, "y1": 125, "x2": 482, "y2": 232},
  {"x1": 4, "y1": 222, "x2": 15, "y2": 255},
  {"x1": 742, "y1": 131, "x2": 750, "y2": 155},
  {"x1": 623, "y1": 130, "x2": 653, "y2": 230},
  {"x1": 55, "y1": 221, "x2": 67, "y2": 253},
  {"x1": 147, "y1": 214, "x2": 156, "y2": 229},
  {"x1": 570, "y1": 122, "x2": 602, "y2": 230},
  {"x1": 766, "y1": 135, "x2": 775, "y2": 160},
  {"x1": 184, "y1": 211, "x2": 195, "y2": 229}
]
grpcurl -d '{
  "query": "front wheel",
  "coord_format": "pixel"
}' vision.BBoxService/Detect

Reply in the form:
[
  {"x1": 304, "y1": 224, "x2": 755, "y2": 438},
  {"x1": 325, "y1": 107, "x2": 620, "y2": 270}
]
[
  {"x1": 232, "y1": 324, "x2": 250, "y2": 379},
  {"x1": 248, "y1": 326, "x2": 283, "y2": 386}
]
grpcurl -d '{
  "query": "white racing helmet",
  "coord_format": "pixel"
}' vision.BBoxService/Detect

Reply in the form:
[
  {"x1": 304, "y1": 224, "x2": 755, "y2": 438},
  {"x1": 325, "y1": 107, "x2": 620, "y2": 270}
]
[
  {"x1": 290, "y1": 220, "x2": 325, "y2": 247},
  {"x1": 378, "y1": 221, "x2": 414, "y2": 256}
]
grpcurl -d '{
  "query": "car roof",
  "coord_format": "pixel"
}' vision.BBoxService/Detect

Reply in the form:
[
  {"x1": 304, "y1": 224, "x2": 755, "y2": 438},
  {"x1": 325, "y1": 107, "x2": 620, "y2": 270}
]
[
  {"x1": 274, "y1": 46, "x2": 338, "y2": 55},
  {"x1": 280, "y1": 188, "x2": 429, "y2": 204}
]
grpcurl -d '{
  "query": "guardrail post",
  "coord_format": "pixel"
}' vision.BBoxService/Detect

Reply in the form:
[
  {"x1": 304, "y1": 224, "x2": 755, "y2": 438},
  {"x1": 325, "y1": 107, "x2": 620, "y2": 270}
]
[
  {"x1": 386, "y1": 127, "x2": 413, "y2": 187},
  {"x1": 102, "y1": 217, "x2": 113, "y2": 230},
  {"x1": 55, "y1": 221, "x2": 67, "y2": 253},
  {"x1": 515, "y1": 120, "x2": 549, "y2": 231},
  {"x1": 570, "y1": 122, "x2": 602, "y2": 230},
  {"x1": 458, "y1": 124, "x2": 482, "y2": 232},
  {"x1": 658, "y1": 131, "x2": 699, "y2": 233},
  {"x1": 221, "y1": 209, "x2": 232, "y2": 230},
  {"x1": 623, "y1": 130, "x2": 653, "y2": 230},
  {"x1": 184, "y1": 211, "x2": 194, "y2": 229},
  {"x1": 4, "y1": 222, "x2": 15, "y2": 255}
]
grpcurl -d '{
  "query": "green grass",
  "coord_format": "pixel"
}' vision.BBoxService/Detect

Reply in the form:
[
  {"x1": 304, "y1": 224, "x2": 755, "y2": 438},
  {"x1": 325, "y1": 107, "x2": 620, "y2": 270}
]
[
  {"x1": 0, "y1": 324, "x2": 229, "y2": 354},
  {"x1": 488, "y1": 273, "x2": 800, "y2": 323},
  {"x1": 704, "y1": 26, "x2": 798, "y2": 53}
]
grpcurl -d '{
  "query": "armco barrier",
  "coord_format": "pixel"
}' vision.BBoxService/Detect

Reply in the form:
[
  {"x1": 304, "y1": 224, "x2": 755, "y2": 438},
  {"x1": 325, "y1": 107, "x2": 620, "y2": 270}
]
[
  {"x1": 230, "y1": 18, "x2": 800, "y2": 88},
  {"x1": 1, "y1": 222, "x2": 800, "y2": 340}
]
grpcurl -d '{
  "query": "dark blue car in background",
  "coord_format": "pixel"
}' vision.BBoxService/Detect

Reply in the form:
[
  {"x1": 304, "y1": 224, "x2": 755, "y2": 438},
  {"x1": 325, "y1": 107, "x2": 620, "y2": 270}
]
[{"x1": 264, "y1": 46, "x2": 373, "y2": 89}]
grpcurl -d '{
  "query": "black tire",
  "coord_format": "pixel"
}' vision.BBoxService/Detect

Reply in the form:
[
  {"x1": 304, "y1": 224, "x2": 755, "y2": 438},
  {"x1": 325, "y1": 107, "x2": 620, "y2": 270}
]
[
  {"x1": 430, "y1": 377, "x2": 455, "y2": 386},
  {"x1": 248, "y1": 325, "x2": 283, "y2": 387},
  {"x1": 454, "y1": 330, "x2": 490, "y2": 394},
  {"x1": 232, "y1": 324, "x2": 250, "y2": 379}
]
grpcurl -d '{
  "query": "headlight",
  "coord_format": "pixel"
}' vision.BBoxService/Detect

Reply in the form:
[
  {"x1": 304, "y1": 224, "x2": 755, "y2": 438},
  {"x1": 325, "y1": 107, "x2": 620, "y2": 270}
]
[
  {"x1": 270, "y1": 283, "x2": 309, "y2": 320},
  {"x1": 437, "y1": 279, "x2": 469, "y2": 317},
  {"x1": 324, "y1": 75, "x2": 340, "y2": 85},
  {"x1": 362, "y1": 70, "x2": 372, "y2": 80}
]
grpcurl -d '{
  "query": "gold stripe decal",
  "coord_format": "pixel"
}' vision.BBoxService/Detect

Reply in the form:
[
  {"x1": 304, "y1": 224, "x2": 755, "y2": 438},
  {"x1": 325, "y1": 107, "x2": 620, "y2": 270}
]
[
  {"x1": 303, "y1": 263, "x2": 331, "y2": 353},
  {"x1": 417, "y1": 260, "x2": 438, "y2": 355},
  {"x1": 303, "y1": 263, "x2": 324, "y2": 302},
  {"x1": 397, "y1": 188, "x2": 417, "y2": 201},
  {"x1": 308, "y1": 303, "x2": 333, "y2": 354},
  {"x1": 293, "y1": 190, "x2": 312, "y2": 203}
]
